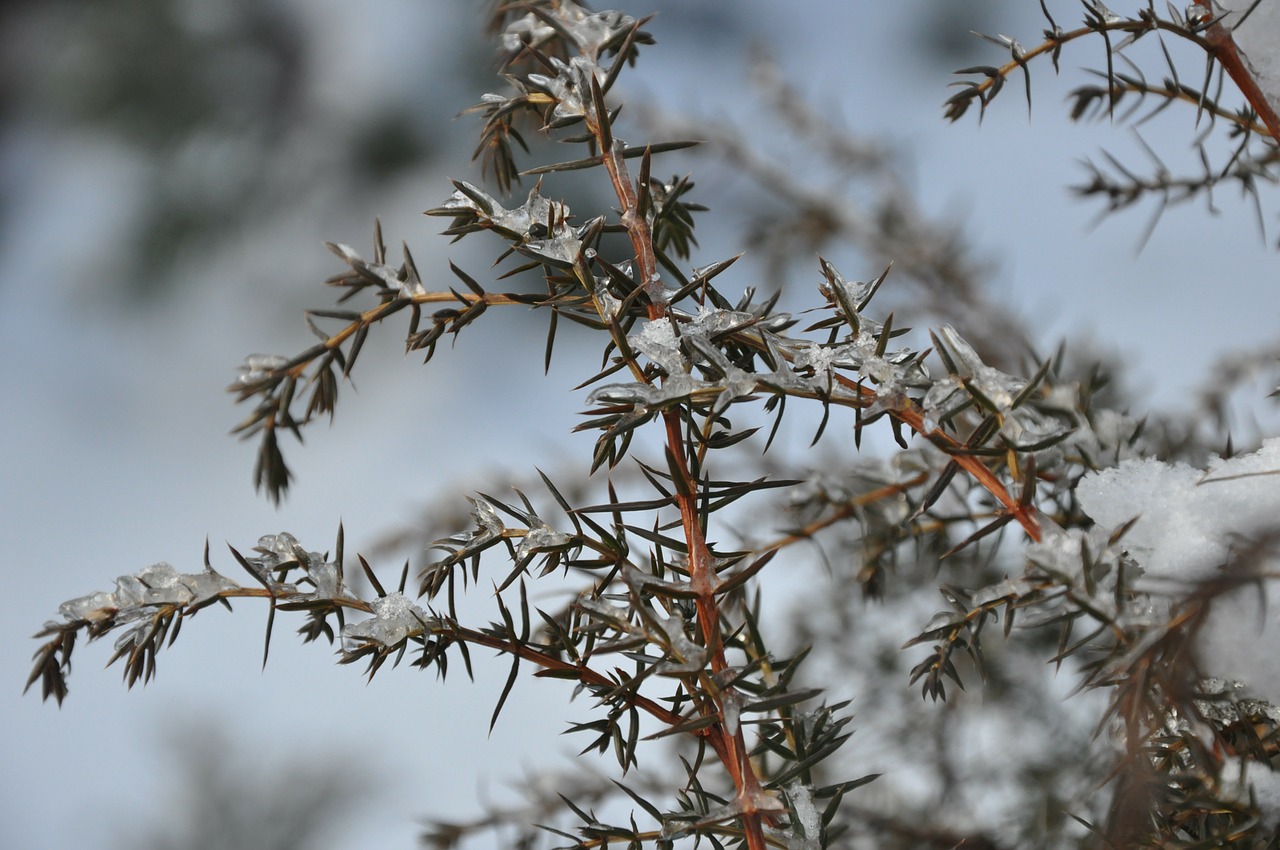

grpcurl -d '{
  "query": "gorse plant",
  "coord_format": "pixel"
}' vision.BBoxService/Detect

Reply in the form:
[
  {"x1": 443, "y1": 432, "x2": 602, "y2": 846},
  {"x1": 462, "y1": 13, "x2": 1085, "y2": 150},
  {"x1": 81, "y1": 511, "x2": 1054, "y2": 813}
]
[{"x1": 26, "y1": 2, "x2": 1280, "y2": 847}]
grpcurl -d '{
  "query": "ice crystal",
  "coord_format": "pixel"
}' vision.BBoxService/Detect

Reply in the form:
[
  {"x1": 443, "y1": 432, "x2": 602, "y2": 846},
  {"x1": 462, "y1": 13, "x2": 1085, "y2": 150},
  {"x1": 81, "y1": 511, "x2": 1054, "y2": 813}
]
[
  {"x1": 182, "y1": 568, "x2": 240, "y2": 606},
  {"x1": 469, "y1": 497, "x2": 505, "y2": 536},
  {"x1": 300, "y1": 560, "x2": 345, "y2": 601},
  {"x1": 59, "y1": 591, "x2": 118, "y2": 624},
  {"x1": 341, "y1": 592, "x2": 432, "y2": 651},
  {"x1": 529, "y1": 56, "x2": 605, "y2": 122},
  {"x1": 652, "y1": 611, "x2": 707, "y2": 675},
  {"x1": 57, "y1": 562, "x2": 240, "y2": 624},
  {"x1": 501, "y1": 0, "x2": 635, "y2": 58},
  {"x1": 921, "y1": 375, "x2": 966, "y2": 432},
  {"x1": 441, "y1": 183, "x2": 570, "y2": 239},
  {"x1": 629, "y1": 317, "x2": 684, "y2": 374},
  {"x1": 515, "y1": 524, "x2": 571, "y2": 563}
]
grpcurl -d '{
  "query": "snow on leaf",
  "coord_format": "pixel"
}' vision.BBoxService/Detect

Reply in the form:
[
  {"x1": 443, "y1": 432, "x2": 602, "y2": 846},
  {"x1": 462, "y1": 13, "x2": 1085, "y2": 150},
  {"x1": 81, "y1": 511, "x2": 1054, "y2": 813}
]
[
  {"x1": 1076, "y1": 451, "x2": 1274, "y2": 584},
  {"x1": 1078, "y1": 439, "x2": 1280, "y2": 705}
]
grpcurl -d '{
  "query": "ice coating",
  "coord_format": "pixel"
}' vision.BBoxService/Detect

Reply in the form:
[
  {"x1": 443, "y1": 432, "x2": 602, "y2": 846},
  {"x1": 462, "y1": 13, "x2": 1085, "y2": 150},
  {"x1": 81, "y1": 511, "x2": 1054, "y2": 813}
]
[
  {"x1": 586, "y1": 373, "x2": 703, "y2": 408},
  {"x1": 937, "y1": 325, "x2": 1027, "y2": 409},
  {"x1": 301, "y1": 560, "x2": 345, "y2": 600},
  {"x1": 515, "y1": 525, "x2": 571, "y2": 563},
  {"x1": 1087, "y1": 0, "x2": 1123, "y2": 25},
  {"x1": 720, "y1": 692, "x2": 740, "y2": 737},
  {"x1": 341, "y1": 591, "x2": 432, "y2": 651},
  {"x1": 688, "y1": 305, "x2": 755, "y2": 338},
  {"x1": 616, "y1": 308, "x2": 766, "y2": 410},
  {"x1": 816, "y1": 259, "x2": 877, "y2": 320},
  {"x1": 969, "y1": 576, "x2": 1035, "y2": 608},
  {"x1": 998, "y1": 405, "x2": 1066, "y2": 447},
  {"x1": 592, "y1": 283, "x2": 622, "y2": 320},
  {"x1": 59, "y1": 591, "x2": 118, "y2": 623},
  {"x1": 238, "y1": 532, "x2": 310, "y2": 588},
  {"x1": 920, "y1": 324, "x2": 1060, "y2": 437},
  {"x1": 122, "y1": 563, "x2": 192, "y2": 607},
  {"x1": 182, "y1": 568, "x2": 241, "y2": 606},
  {"x1": 629, "y1": 317, "x2": 684, "y2": 374},
  {"x1": 528, "y1": 56, "x2": 606, "y2": 122},
  {"x1": 522, "y1": 233, "x2": 583, "y2": 267},
  {"x1": 501, "y1": 13, "x2": 556, "y2": 51},
  {"x1": 325, "y1": 241, "x2": 424, "y2": 298},
  {"x1": 500, "y1": 1, "x2": 635, "y2": 58},
  {"x1": 468, "y1": 497, "x2": 505, "y2": 536},
  {"x1": 328, "y1": 242, "x2": 360, "y2": 263},
  {"x1": 57, "y1": 562, "x2": 240, "y2": 624},
  {"x1": 237, "y1": 353, "x2": 288, "y2": 385},
  {"x1": 652, "y1": 612, "x2": 707, "y2": 675},
  {"x1": 921, "y1": 375, "x2": 966, "y2": 432},
  {"x1": 439, "y1": 183, "x2": 581, "y2": 265}
]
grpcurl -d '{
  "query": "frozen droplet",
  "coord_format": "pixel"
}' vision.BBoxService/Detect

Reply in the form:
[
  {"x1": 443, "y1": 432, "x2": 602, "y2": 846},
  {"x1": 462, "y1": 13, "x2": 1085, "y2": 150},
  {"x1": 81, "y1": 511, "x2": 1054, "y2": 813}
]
[
  {"x1": 468, "y1": 498, "x2": 505, "y2": 535},
  {"x1": 1088, "y1": 0, "x2": 1123, "y2": 24},
  {"x1": 341, "y1": 591, "x2": 433, "y2": 651},
  {"x1": 303, "y1": 560, "x2": 345, "y2": 600},
  {"x1": 516, "y1": 525, "x2": 571, "y2": 563},
  {"x1": 59, "y1": 591, "x2": 118, "y2": 623},
  {"x1": 326, "y1": 242, "x2": 360, "y2": 263},
  {"x1": 183, "y1": 569, "x2": 240, "y2": 606},
  {"x1": 629, "y1": 318, "x2": 685, "y2": 375},
  {"x1": 523, "y1": 234, "x2": 582, "y2": 267},
  {"x1": 922, "y1": 375, "x2": 965, "y2": 432},
  {"x1": 651, "y1": 611, "x2": 707, "y2": 675}
]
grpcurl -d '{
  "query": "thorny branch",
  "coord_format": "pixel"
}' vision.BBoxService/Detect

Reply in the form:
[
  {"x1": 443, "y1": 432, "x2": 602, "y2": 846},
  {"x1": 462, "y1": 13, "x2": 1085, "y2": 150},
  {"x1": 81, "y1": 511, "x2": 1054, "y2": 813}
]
[{"x1": 27, "y1": 1, "x2": 1280, "y2": 847}]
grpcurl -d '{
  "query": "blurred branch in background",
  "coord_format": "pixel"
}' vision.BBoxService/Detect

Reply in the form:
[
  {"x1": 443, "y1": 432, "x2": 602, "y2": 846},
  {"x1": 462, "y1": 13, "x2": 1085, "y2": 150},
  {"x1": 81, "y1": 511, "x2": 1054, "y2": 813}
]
[
  {"x1": 0, "y1": 0, "x2": 478, "y2": 302},
  {"x1": 114, "y1": 718, "x2": 372, "y2": 850}
]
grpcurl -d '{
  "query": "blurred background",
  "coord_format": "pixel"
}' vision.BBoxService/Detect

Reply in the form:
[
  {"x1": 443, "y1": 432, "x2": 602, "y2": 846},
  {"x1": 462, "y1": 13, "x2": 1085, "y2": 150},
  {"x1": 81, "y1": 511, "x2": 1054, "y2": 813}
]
[{"x1": 4, "y1": 1, "x2": 1278, "y2": 847}]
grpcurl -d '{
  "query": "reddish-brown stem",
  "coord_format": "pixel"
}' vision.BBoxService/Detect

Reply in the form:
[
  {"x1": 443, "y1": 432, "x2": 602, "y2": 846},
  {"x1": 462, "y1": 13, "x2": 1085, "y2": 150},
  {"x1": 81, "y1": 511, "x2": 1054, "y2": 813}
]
[
  {"x1": 588, "y1": 77, "x2": 776, "y2": 845},
  {"x1": 1193, "y1": 1, "x2": 1280, "y2": 140},
  {"x1": 831, "y1": 373, "x2": 1044, "y2": 543},
  {"x1": 189, "y1": 585, "x2": 741, "y2": 768}
]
